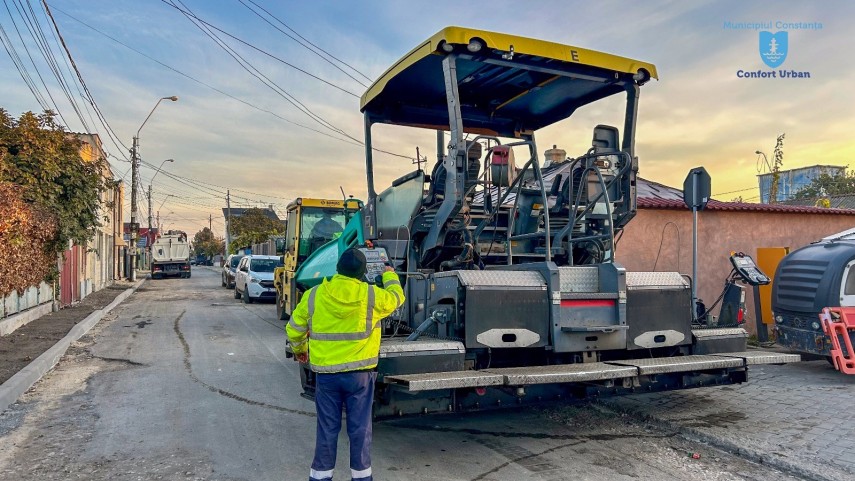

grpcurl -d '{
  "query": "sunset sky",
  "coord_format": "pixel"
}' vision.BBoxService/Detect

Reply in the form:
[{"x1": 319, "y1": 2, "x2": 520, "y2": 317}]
[{"x1": 1, "y1": 0, "x2": 852, "y2": 236}]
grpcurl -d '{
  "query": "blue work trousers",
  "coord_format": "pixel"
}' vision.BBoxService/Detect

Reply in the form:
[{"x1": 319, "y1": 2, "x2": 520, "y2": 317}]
[{"x1": 309, "y1": 370, "x2": 376, "y2": 481}]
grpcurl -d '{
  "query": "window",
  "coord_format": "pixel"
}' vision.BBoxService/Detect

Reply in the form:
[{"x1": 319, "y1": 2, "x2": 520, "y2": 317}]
[
  {"x1": 285, "y1": 210, "x2": 298, "y2": 254},
  {"x1": 299, "y1": 208, "x2": 347, "y2": 258},
  {"x1": 844, "y1": 264, "x2": 855, "y2": 295},
  {"x1": 250, "y1": 258, "x2": 283, "y2": 273}
]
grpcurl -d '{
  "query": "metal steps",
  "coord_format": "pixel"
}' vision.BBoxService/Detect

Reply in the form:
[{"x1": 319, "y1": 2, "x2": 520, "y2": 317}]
[{"x1": 383, "y1": 351, "x2": 801, "y2": 392}]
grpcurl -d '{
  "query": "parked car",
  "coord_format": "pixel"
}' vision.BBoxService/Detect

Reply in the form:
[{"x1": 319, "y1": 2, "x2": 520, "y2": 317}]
[
  {"x1": 234, "y1": 255, "x2": 282, "y2": 303},
  {"x1": 221, "y1": 254, "x2": 245, "y2": 288}
]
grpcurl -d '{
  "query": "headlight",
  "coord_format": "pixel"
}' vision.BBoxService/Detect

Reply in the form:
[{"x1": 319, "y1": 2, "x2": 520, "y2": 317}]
[
  {"x1": 250, "y1": 277, "x2": 260, "y2": 283},
  {"x1": 811, "y1": 321, "x2": 821, "y2": 331}
]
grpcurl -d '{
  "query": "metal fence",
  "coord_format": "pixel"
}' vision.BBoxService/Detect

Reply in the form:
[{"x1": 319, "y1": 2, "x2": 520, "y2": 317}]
[{"x1": 1, "y1": 281, "x2": 53, "y2": 319}]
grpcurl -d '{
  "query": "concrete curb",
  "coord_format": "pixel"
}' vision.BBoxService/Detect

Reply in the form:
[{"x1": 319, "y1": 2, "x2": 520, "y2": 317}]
[
  {"x1": 0, "y1": 279, "x2": 145, "y2": 414},
  {"x1": 0, "y1": 302, "x2": 54, "y2": 337},
  {"x1": 597, "y1": 400, "x2": 841, "y2": 481}
]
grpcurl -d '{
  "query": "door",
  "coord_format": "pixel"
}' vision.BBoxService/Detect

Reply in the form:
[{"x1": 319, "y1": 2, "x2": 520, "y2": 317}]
[{"x1": 236, "y1": 257, "x2": 249, "y2": 292}]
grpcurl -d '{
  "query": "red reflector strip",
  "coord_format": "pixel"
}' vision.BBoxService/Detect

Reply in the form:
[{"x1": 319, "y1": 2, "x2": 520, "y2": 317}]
[{"x1": 560, "y1": 299, "x2": 615, "y2": 308}]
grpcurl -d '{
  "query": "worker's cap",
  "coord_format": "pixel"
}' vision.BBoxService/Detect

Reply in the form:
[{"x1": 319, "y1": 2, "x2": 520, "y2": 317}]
[{"x1": 337, "y1": 248, "x2": 367, "y2": 279}]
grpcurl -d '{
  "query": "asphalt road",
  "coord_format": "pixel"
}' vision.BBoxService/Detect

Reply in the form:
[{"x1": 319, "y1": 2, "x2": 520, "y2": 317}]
[{"x1": 0, "y1": 267, "x2": 802, "y2": 481}]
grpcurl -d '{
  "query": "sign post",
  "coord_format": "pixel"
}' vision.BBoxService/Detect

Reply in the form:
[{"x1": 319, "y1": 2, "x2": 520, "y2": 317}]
[{"x1": 683, "y1": 167, "x2": 711, "y2": 322}]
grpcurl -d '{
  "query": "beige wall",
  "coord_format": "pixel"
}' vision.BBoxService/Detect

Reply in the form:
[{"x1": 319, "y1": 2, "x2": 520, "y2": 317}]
[{"x1": 616, "y1": 208, "x2": 855, "y2": 334}]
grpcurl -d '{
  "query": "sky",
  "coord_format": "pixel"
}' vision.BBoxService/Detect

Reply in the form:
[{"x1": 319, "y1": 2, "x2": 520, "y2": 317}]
[{"x1": 1, "y1": 0, "x2": 853, "y2": 237}]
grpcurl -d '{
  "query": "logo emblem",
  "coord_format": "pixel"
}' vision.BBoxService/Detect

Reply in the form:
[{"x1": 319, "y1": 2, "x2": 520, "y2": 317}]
[{"x1": 759, "y1": 31, "x2": 788, "y2": 68}]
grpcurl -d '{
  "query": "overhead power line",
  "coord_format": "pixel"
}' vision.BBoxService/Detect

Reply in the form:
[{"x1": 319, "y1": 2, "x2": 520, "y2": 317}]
[
  {"x1": 41, "y1": 0, "x2": 133, "y2": 161},
  {"x1": 163, "y1": 0, "x2": 411, "y2": 160},
  {"x1": 48, "y1": 2, "x2": 411, "y2": 161},
  {"x1": 160, "y1": 0, "x2": 359, "y2": 98},
  {"x1": 47, "y1": 3, "x2": 362, "y2": 148},
  {"x1": 236, "y1": 0, "x2": 370, "y2": 88}
]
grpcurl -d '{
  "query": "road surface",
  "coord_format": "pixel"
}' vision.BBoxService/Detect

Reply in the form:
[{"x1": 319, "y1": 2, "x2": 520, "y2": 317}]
[{"x1": 0, "y1": 267, "x2": 801, "y2": 480}]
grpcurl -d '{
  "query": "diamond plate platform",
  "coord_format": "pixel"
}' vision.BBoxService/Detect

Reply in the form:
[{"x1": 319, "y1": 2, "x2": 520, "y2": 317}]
[
  {"x1": 379, "y1": 339, "x2": 465, "y2": 357},
  {"x1": 433, "y1": 270, "x2": 546, "y2": 287},
  {"x1": 711, "y1": 351, "x2": 801, "y2": 365},
  {"x1": 384, "y1": 371, "x2": 504, "y2": 391},
  {"x1": 486, "y1": 363, "x2": 637, "y2": 385},
  {"x1": 605, "y1": 354, "x2": 744, "y2": 375},
  {"x1": 692, "y1": 328, "x2": 748, "y2": 338},
  {"x1": 558, "y1": 266, "x2": 599, "y2": 292},
  {"x1": 626, "y1": 272, "x2": 688, "y2": 289}
]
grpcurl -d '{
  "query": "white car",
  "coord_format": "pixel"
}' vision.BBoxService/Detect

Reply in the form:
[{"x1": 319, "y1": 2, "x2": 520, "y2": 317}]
[{"x1": 234, "y1": 255, "x2": 282, "y2": 304}]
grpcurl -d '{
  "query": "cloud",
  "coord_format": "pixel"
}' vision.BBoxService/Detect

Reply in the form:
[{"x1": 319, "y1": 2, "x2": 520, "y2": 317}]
[{"x1": 3, "y1": 0, "x2": 853, "y2": 234}]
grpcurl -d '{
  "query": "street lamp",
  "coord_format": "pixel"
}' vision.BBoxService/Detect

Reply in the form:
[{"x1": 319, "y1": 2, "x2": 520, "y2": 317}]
[{"x1": 129, "y1": 96, "x2": 178, "y2": 281}]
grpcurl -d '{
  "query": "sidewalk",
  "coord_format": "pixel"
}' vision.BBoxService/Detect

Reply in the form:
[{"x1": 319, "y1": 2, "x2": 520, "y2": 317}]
[
  {"x1": 600, "y1": 358, "x2": 855, "y2": 481},
  {"x1": 0, "y1": 280, "x2": 138, "y2": 386}
]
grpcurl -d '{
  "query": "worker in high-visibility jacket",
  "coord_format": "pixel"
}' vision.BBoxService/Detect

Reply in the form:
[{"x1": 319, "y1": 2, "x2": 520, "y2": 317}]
[{"x1": 286, "y1": 247, "x2": 404, "y2": 481}]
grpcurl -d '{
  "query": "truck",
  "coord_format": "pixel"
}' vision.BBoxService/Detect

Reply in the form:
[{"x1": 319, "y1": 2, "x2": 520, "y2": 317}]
[
  {"x1": 772, "y1": 228, "x2": 855, "y2": 373},
  {"x1": 151, "y1": 231, "x2": 191, "y2": 279},
  {"x1": 273, "y1": 197, "x2": 362, "y2": 320},
  {"x1": 283, "y1": 27, "x2": 799, "y2": 417}
]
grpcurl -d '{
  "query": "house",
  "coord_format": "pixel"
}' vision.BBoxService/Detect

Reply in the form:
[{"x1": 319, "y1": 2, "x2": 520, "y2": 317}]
[
  {"x1": 757, "y1": 165, "x2": 845, "y2": 203},
  {"x1": 58, "y1": 134, "x2": 124, "y2": 306},
  {"x1": 616, "y1": 178, "x2": 855, "y2": 334}
]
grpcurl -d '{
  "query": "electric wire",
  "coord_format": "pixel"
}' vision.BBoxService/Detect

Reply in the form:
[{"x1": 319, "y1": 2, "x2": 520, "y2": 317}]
[
  {"x1": 1, "y1": 0, "x2": 66, "y2": 124},
  {"x1": 18, "y1": 0, "x2": 95, "y2": 133},
  {"x1": 651, "y1": 221, "x2": 680, "y2": 272},
  {"x1": 0, "y1": 22, "x2": 49, "y2": 110},
  {"x1": 46, "y1": 3, "x2": 361, "y2": 148},
  {"x1": 236, "y1": 0, "x2": 369, "y2": 88},
  {"x1": 165, "y1": 0, "x2": 410, "y2": 160},
  {"x1": 242, "y1": 0, "x2": 372, "y2": 83},
  {"x1": 10, "y1": 0, "x2": 90, "y2": 130},
  {"x1": 166, "y1": 0, "x2": 352, "y2": 139},
  {"x1": 41, "y1": 1, "x2": 133, "y2": 161},
  {"x1": 160, "y1": 0, "x2": 360, "y2": 98},
  {"x1": 47, "y1": 2, "x2": 410, "y2": 160}
]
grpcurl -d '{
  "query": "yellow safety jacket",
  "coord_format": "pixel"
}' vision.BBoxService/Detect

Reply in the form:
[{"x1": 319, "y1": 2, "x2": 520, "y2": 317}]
[{"x1": 286, "y1": 271, "x2": 405, "y2": 373}]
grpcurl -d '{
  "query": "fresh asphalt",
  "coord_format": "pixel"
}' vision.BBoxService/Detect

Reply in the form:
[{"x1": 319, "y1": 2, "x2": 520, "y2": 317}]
[{"x1": 0, "y1": 267, "x2": 802, "y2": 481}]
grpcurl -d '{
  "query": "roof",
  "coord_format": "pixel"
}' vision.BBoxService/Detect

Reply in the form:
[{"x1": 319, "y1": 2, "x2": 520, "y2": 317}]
[
  {"x1": 221, "y1": 207, "x2": 281, "y2": 222},
  {"x1": 637, "y1": 179, "x2": 855, "y2": 215},
  {"x1": 360, "y1": 26, "x2": 657, "y2": 137},
  {"x1": 784, "y1": 193, "x2": 855, "y2": 210}
]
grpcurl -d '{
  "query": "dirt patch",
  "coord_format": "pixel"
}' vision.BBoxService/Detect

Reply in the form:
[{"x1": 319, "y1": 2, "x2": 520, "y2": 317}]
[{"x1": 0, "y1": 284, "x2": 131, "y2": 385}]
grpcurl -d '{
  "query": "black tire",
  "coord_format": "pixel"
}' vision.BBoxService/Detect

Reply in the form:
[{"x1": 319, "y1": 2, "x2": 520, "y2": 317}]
[
  {"x1": 234, "y1": 286, "x2": 241, "y2": 299},
  {"x1": 221, "y1": 275, "x2": 226, "y2": 287},
  {"x1": 276, "y1": 292, "x2": 289, "y2": 320},
  {"x1": 243, "y1": 288, "x2": 253, "y2": 304},
  {"x1": 827, "y1": 356, "x2": 836, "y2": 367}
]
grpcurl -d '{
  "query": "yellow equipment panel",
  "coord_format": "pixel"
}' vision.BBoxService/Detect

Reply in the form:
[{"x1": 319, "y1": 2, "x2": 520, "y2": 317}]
[{"x1": 757, "y1": 247, "x2": 790, "y2": 325}]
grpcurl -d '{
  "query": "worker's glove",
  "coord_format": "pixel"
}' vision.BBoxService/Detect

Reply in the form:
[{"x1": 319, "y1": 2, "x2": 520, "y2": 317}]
[{"x1": 295, "y1": 352, "x2": 309, "y2": 364}]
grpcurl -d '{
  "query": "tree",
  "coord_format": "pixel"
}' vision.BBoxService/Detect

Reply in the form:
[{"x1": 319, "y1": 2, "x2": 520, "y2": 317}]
[
  {"x1": 793, "y1": 171, "x2": 855, "y2": 200},
  {"x1": 0, "y1": 109, "x2": 107, "y2": 253},
  {"x1": 0, "y1": 183, "x2": 57, "y2": 294},
  {"x1": 767, "y1": 133, "x2": 785, "y2": 204},
  {"x1": 229, "y1": 208, "x2": 284, "y2": 253},
  {"x1": 192, "y1": 227, "x2": 225, "y2": 258}
]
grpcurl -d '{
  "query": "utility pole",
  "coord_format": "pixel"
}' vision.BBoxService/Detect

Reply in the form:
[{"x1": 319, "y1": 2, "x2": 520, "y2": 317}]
[
  {"x1": 225, "y1": 190, "x2": 231, "y2": 255},
  {"x1": 209, "y1": 213, "x2": 212, "y2": 231},
  {"x1": 127, "y1": 95, "x2": 178, "y2": 281},
  {"x1": 129, "y1": 135, "x2": 140, "y2": 281},
  {"x1": 147, "y1": 184, "x2": 153, "y2": 270}
]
